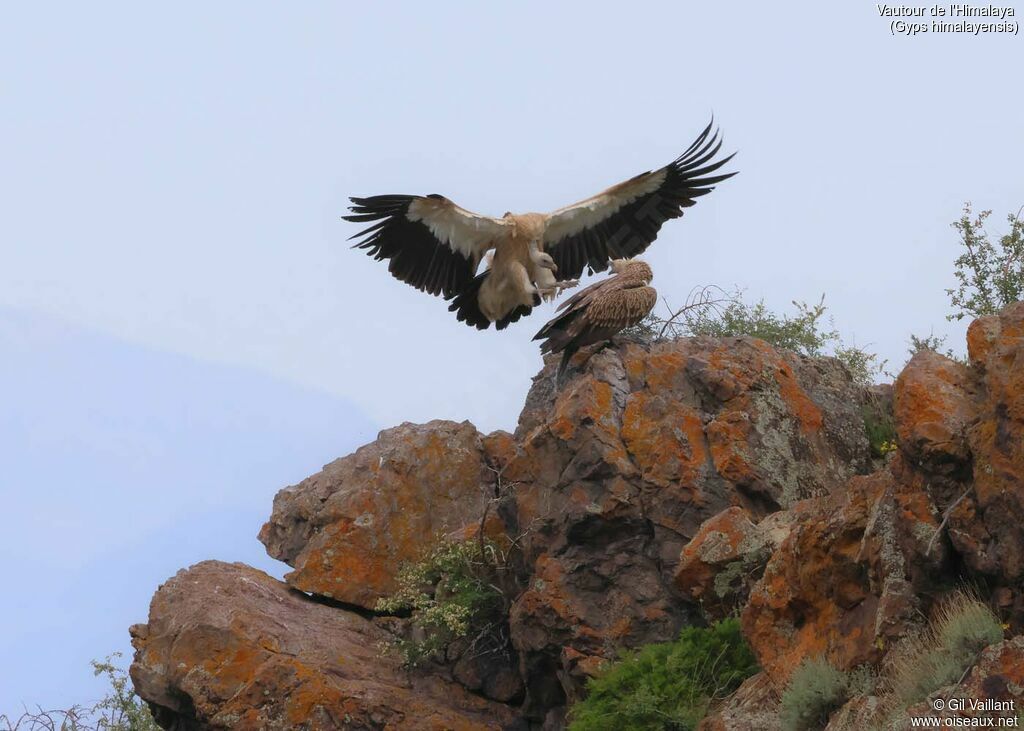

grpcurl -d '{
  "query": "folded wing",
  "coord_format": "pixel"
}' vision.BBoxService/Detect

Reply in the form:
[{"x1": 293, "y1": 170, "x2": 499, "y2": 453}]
[
  {"x1": 543, "y1": 121, "x2": 737, "y2": 280},
  {"x1": 344, "y1": 194, "x2": 509, "y2": 299},
  {"x1": 534, "y1": 266, "x2": 657, "y2": 379}
]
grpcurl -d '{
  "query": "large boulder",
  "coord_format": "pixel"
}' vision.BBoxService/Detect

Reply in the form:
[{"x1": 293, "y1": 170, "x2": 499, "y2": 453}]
[
  {"x1": 965, "y1": 303, "x2": 1024, "y2": 585},
  {"x1": 248, "y1": 335, "x2": 873, "y2": 718},
  {"x1": 258, "y1": 420, "x2": 496, "y2": 609},
  {"x1": 894, "y1": 350, "x2": 974, "y2": 471},
  {"x1": 741, "y1": 471, "x2": 946, "y2": 684},
  {"x1": 674, "y1": 506, "x2": 793, "y2": 618},
  {"x1": 499, "y1": 336, "x2": 872, "y2": 714},
  {"x1": 129, "y1": 561, "x2": 523, "y2": 730},
  {"x1": 893, "y1": 302, "x2": 1024, "y2": 602}
]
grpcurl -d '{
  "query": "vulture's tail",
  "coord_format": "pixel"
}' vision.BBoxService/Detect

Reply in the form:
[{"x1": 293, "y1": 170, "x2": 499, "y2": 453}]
[{"x1": 556, "y1": 346, "x2": 578, "y2": 383}]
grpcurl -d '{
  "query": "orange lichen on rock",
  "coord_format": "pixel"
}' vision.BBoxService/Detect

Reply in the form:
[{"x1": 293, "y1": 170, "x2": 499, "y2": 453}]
[
  {"x1": 675, "y1": 506, "x2": 756, "y2": 597},
  {"x1": 965, "y1": 303, "x2": 1024, "y2": 581},
  {"x1": 621, "y1": 390, "x2": 707, "y2": 489},
  {"x1": 742, "y1": 472, "x2": 940, "y2": 684},
  {"x1": 136, "y1": 332, "x2": 882, "y2": 725},
  {"x1": 771, "y1": 357, "x2": 824, "y2": 436},
  {"x1": 706, "y1": 411, "x2": 756, "y2": 488},
  {"x1": 130, "y1": 562, "x2": 518, "y2": 731},
  {"x1": 258, "y1": 420, "x2": 495, "y2": 608},
  {"x1": 674, "y1": 506, "x2": 792, "y2": 618},
  {"x1": 127, "y1": 310, "x2": 1024, "y2": 728},
  {"x1": 894, "y1": 349, "x2": 973, "y2": 467}
]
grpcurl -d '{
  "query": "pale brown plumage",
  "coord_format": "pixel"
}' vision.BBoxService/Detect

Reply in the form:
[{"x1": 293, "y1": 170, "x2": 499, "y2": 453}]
[
  {"x1": 344, "y1": 120, "x2": 734, "y2": 330},
  {"x1": 533, "y1": 258, "x2": 656, "y2": 380}
]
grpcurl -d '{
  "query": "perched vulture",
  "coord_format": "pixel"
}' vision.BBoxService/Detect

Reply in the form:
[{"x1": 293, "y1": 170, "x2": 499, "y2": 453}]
[
  {"x1": 534, "y1": 258, "x2": 657, "y2": 380},
  {"x1": 344, "y1": 120, "x2": 735, "y2": 329}
]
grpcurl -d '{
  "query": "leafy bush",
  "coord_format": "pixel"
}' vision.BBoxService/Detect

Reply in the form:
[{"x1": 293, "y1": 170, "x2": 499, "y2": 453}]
[
  {"x1": 904, "y1": 332, "x2": 968, "y2": 368},
  {"x1": 833, "y1": 344, "x2": 886, "y2": 390},
  {"x1": 567, "y1": 617, "x2": 759, "y2": 731},
  {"x1": 686, "y1": 295, "x2": 838, "y2": 356},
  {"x1": 884, "y1": 593, "x2": 1003, "y2": 717},
  {"x1": 0, "y1": 653, "x2": 159, "y2": 731},
  {"x1": 375, "y1": 538, "x2": 507, "y2": 668},
  {"x1": 908, "y1": 332, "x2": 954, "y2": 359},
  {"x1": 780, "y1": 658, "x2": 874, "y2": 731},
  {"x1": 947, "y1": 203, "x2": 1024, "y2": 321},
  {"x1": 645, "y1": 288, "x2": 884, "y2": 386}
]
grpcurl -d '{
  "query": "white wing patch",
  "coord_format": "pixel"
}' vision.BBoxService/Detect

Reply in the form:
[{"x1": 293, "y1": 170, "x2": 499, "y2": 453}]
[
  {"x1": 542, "y1": 168, "x2": 668, "y2": 246},
  {"x1": 406, "y1": 198, "x2": 509, "y2": 260}
]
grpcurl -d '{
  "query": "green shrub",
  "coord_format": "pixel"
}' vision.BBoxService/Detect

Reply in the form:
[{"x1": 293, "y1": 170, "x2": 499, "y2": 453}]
[
  {"x1": 906, "y1": 332, "x2": 967, "y2": 366},
  {"x1": 375, "y1": 538, "x2": 507, "y2": 667},
  {"x1": 884, "y1": 593, "x2": 1003, "y2": 715},
  {"x1": 780, "y1": 658, "x2": 874, "y2": 731},
  {"x1": 646, "y1": 289, "x2": 884, "y2": 386},
  {"x1": 567, "y1": 617, "x2": 759, "y2": 731},
  {"x1": 833, "y1": 344, "x2": 887, "y2": 389},
  {"x1": 686, "y1": 295, "x2": 838, "y2": 356},
  {"x1": 947, "y1": 203, "x2": 1024, "y2": 321},
  {"x1": 862, "y1": 401, "x2": 897, "y2": 459}
]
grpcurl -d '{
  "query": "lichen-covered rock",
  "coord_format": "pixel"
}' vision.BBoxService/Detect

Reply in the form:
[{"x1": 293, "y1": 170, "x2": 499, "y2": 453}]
[
  {"x1": 258, "y1": 420, "x2": 496, "y2": 608},
  {"x1": 894, "y1": 350, "x2": 974, "y2": 471},
  {"x1": 965, "y1": 303, "x2": 1024, "y2": 585},
  {"x1": 742, "y1": 471, "x2": 946, "y2": 685},
  {"x1": 129, "y1": 561, "x2": 523, "y2": 730},
  {"x1": 500, "y1": 336, "x2": 872, "y2": 715},
  {"x1": 673, "y1": 506, "x2": 793, "y2": 618},
  {"x1": 697, "y1": 672, "x2": 780, "y2": 731},
  {"x1": 893, "y1": 303, "x2": 1024, "y2": 593},
  {"x1": 250, "y1": 335, "x2": 871, "y2": 721}
]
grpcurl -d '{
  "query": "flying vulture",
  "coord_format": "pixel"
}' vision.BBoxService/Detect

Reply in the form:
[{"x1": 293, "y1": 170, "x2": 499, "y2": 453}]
[
  {"x1": 534, "y1": 258, "x2": 657, "y2": 381},
  {"x1": 344, "y1": 120, "x2": 735, "y2": 329}
]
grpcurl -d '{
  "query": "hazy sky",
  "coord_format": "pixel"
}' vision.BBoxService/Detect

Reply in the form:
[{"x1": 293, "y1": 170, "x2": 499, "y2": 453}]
[
  {"x1": 0, "y1": 307, "x2": 374, "y2": 711},
  {"x1": 1, "y1": 0, "x2": 1021, "y2": 712}
]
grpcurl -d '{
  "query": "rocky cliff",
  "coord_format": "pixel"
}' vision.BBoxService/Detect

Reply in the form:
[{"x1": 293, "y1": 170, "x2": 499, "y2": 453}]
[{"x1": 129, "y1": 303, "x2": 1024, "y2": 730}]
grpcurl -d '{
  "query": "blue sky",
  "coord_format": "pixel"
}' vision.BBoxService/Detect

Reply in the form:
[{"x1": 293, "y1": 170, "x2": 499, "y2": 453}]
[{"x1": 1, "y1": 0, "x2": 1021, "y2": 712}]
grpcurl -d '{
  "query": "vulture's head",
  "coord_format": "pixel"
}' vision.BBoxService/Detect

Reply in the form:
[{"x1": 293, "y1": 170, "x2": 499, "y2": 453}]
[
  {"x1": 531, "y1": 249, "x2": 558, "y2": 272},
  {"x1": 610, "y1": 258, "x2": 653, "y2": 282}
]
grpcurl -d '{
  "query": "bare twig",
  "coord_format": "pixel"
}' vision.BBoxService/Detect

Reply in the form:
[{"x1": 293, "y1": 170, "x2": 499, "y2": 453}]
[
  {"x1": 925, "y1": 486, "x2": 973, "y2": 557},
  {"x1": 654, "y1": 284, "x2": 736, "y2": 339}
]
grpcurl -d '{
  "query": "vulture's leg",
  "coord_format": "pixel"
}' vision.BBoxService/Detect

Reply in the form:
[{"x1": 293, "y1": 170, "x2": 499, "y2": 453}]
[
  {"x1": 511, "y1": 261, "x2": 539, "y2": 305},
  {"x1": 537, "y1": 278, "x2": 579, "y2": 303}
]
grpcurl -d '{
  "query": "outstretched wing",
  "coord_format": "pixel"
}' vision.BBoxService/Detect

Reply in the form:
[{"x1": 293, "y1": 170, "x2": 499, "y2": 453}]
[
  {"x1": 344, "y1": 194, "x2": 509, "y2": 299},
  {"x1": 542, "y1": 121, "x2": 737, "y2": 280}
]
